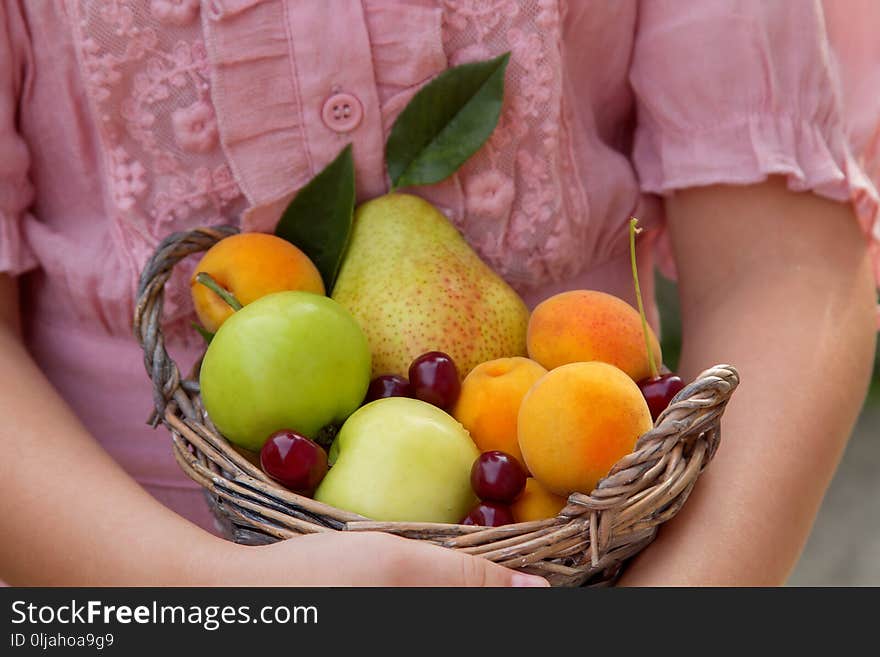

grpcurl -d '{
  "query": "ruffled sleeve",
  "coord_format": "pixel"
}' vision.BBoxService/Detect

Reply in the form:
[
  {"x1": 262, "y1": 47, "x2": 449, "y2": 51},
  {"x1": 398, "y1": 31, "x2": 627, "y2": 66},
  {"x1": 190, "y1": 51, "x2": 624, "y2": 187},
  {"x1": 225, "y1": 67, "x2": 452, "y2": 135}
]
[
  {"x1": 0, "y1": 0, "x2": 38, "y2": 276},
  {"x1": 630, "y1": 0, "x2": 880, "y2": 305}
]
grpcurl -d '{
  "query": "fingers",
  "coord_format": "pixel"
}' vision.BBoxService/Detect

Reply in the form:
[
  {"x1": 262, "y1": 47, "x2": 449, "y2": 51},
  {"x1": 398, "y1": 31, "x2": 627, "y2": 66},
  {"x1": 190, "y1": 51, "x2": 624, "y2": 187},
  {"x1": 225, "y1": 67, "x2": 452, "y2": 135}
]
[
  {"x1": 379, "y1": 534, "x2": 549, "y2": 587},
  {"x1": 455, "y1": 552, "x2": 550, "y2": 588},
  {"x1": 255, "y1": 532, "x2": 550, "y2": 587}
]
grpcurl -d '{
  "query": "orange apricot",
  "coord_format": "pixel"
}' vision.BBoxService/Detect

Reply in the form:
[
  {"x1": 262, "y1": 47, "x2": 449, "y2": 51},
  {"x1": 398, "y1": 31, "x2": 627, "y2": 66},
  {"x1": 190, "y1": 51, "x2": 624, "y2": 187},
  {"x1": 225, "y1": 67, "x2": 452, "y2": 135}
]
[
  {"x1": 527, "y1": 290, "x2": 661, "y2": 381},
  {"x1": 518, "y1": 361, "x2": 653, "y2": 496},
  {"x1": 511, "y1": 478, "x2": 567, "y2": 523},
  {"x1": 452, "y1": 357, "x2": 547, "y2": 469},
  {"x1": 191, "y1": 233, "x2": 324, "y2": 333}
]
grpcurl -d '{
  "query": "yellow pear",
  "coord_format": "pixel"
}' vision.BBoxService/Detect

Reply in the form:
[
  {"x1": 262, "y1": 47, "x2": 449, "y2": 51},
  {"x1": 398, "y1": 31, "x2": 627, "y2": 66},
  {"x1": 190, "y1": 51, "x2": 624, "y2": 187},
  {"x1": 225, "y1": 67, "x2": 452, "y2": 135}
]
[{"x1": 331, "y1": 193, "x2": 529, "y2": 378}]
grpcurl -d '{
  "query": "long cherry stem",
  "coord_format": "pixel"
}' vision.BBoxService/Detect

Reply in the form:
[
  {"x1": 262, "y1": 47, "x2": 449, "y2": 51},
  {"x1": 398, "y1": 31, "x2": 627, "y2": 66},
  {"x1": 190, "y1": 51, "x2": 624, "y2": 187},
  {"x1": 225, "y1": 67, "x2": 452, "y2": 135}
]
[
  {"x1": 195, "y1": 272, "x2": 243, "y2": 311},
  {"x1": 629, "y1": 217, "x2": 659, "y2": 380}
]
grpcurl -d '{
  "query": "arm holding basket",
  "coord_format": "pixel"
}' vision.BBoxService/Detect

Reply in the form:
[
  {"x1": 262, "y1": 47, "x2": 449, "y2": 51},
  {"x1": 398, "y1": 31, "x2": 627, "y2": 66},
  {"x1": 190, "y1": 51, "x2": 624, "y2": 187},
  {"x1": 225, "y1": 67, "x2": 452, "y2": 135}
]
[
  {"x1": 0, "y1": 274, "x2": 545, "y2": 586},
  {"x1": 620, "y1": 177, "x2": 877, "y2": 585}
]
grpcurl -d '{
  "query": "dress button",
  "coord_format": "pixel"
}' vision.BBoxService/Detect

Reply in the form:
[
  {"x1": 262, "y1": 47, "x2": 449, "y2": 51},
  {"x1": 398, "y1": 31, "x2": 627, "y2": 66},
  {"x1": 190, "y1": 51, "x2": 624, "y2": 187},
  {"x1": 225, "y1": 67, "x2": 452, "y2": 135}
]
[{"x1": 321, "y1": 93, "x2": 364, "y2": 133}]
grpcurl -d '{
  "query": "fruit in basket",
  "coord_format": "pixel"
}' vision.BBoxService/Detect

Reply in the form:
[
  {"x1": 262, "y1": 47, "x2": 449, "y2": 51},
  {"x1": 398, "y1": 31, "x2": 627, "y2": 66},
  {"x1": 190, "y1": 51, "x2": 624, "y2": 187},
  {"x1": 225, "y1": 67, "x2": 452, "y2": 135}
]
[
  {"x1": 331, "y1": 193, "x2": 529, "y2": 379},
  {"x1": 200, "y1": 291, "x2": 371, "y2": 451},
  {"x1": 452, "y1": 357, "x2": 546, "y2": 468},
  {"x1": 461, "y1": 501, "x2": 515, "y2": 527},
  {"x1": 511, "y1": 478, "x2": 567, "y2": 523},
  {"x1": 260, "y1": 429, "x2": 328, "y2": 494},
  {"x1": 518, "y1": 361, "x2": 653, "y2": 496},
  {"x1": 527, "y1": 290, "x2": 661, "y2": 382},
  {"x1": 638, "y1": 373, "x2": 685, "y2": 421},
  {"x1": 314, "y1": 397, "x2": 479, "y2": 523},
  {"x1": 471, "y1": 451, "x2": 527, "y2": 503},
  {"x1": 191, "y1": 233, "x2": 325, "y2": 333},
  {"x1": 409, "y1": 351, "x2": 460, "y2": 411},
  {"x1": 363, "y1": 375, "x2": 413, "y2": 404}
]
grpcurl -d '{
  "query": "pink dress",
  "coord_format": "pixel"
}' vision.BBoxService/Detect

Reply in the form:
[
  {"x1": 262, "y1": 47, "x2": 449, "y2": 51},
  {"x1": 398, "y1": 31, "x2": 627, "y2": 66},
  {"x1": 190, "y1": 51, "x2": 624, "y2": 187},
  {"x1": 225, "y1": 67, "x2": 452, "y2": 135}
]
[{"x1": 1, "y1": 0, "x2": 878, "y2": 533}]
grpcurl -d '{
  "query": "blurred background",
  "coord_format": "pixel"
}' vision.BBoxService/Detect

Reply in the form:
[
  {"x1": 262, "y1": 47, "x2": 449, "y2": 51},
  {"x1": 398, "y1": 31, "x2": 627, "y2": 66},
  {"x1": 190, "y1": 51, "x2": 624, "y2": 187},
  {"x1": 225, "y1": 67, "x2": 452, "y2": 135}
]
[{"x1": 655, "y1": 274, "x2": 880, "y2": 586}]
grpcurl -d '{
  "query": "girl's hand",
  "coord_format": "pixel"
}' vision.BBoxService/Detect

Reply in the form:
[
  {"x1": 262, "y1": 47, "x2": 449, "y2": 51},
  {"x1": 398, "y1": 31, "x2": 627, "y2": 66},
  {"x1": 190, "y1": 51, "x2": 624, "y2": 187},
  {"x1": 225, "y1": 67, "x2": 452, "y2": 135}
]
[{"x1": 213, "y1": 531, "x2": 549, "y2": 587}]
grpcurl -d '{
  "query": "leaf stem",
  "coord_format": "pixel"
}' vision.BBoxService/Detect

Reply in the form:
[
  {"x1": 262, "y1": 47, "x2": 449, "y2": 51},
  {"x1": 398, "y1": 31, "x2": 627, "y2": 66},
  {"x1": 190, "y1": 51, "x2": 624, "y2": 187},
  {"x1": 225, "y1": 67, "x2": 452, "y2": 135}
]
[
  {"x1": 629, "y1": 217, "x2": 658, "y2": 379},
  {"x1": 191, "y1": 322, "x2": 214, "y2": 344},
  {"x1": 195, "y1": 272, "x2": 243, "y2": 311}
]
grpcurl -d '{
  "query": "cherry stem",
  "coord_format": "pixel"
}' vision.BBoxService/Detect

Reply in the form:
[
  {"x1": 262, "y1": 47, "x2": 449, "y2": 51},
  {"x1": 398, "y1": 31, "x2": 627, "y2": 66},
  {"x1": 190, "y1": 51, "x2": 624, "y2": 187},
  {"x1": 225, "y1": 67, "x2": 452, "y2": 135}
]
[
  {"x1": 195, "y1": 272, "x2": 243, "y2": 312},
  {"x1": 629, "y1": 217, "x2": 659, "y2": 380}
]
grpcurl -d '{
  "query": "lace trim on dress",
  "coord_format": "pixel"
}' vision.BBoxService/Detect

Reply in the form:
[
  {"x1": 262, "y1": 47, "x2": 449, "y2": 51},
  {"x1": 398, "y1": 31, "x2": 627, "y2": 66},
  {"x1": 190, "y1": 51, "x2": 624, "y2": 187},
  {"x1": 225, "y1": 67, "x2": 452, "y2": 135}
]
[
  {"x1": 442, "y1": 0, "x2": 591, "y2": 287},
  {"x1": 69, "y1": 0, "x2": 245, "y2": 340}
]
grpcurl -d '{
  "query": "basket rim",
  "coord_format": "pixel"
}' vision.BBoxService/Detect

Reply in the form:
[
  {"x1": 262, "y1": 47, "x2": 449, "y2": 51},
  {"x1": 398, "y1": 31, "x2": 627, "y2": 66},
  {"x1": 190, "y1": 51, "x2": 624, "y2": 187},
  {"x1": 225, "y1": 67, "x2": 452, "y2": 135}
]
[{"x1": 161, "y1": 363, "x2": 738, "y2": 524}]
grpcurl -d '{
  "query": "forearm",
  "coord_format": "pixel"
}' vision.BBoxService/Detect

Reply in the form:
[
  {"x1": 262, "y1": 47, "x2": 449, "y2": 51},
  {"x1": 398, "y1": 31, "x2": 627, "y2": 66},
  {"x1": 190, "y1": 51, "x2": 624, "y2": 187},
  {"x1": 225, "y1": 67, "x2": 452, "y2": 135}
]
[
  {"x1": 621, "y1": 271, "x2": 875, "y2": 584},
  {"x1": 0, "y1": 281, "x2": 229, "y2": 585},
  {"x1": 619, "y1": 179, "x2": 877, "y2": 585}
]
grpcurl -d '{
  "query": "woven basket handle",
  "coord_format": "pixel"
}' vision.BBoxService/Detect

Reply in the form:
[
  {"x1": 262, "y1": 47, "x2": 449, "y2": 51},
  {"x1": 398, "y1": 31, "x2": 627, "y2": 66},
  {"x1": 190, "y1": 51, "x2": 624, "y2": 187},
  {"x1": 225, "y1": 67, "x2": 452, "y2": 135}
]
[
  {"x1": 134, "y1": 226, "x2": 239, "y2": 422},
  {"x1": 567, "y1": 362, "x2": 739, "y2": 564}
]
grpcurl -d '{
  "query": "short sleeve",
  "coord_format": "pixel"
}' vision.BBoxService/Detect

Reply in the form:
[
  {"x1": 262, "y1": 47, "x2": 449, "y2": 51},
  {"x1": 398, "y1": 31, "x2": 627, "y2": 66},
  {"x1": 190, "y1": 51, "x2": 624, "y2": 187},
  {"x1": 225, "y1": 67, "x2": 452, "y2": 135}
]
[
  {"x1": 630, "y1": 0, "x2": 880, "y2": 312},
  {"x1": 824, "y1": 0, "x2": 880, "y2": 320},
  {"x1": 0, "y1": 0, "x2": 38, "y2": 276}
]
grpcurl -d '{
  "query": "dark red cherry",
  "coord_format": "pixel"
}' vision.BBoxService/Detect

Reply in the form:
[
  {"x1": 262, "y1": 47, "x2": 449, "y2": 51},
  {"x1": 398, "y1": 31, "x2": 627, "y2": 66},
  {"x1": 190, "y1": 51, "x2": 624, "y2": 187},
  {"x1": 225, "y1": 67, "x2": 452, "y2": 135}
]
[
  {"x1": 260, "y1": 429, "x2": 328, "y2": 494},
  {"x1": 638, "y1": 373, "x2": 685, "y2": 421},
  {"x1": 408, "y1": 351, "x2": 460, "y2": 411},
  {"x1": 461, "y1": 501, "x2": 515, "y2": 527},
  {"x1": 471, "y1": 451, "x2": 527, "y2": 503},
  {"x1": 364, "y1": 375, "x2": 413, "y2": 404}
]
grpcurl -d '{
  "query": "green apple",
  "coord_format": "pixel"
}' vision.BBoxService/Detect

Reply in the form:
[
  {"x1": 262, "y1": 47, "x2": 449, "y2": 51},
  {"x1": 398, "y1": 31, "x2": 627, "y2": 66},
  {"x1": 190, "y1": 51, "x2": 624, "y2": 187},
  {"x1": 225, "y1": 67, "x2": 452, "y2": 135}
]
[
  {"x1": 314, "y1": 397, "x2": 480, "y2": 523},
  {"x1": 200, "y1": 291, "x2": 371, "y2": 451}
]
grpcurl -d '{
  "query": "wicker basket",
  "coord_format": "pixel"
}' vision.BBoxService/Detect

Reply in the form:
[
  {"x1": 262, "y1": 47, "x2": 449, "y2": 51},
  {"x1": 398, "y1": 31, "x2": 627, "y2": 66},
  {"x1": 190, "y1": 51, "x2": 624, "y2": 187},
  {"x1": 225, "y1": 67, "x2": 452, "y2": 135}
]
[{"x1": 134, "y1": 226, "x2": 739, "y2": 587}]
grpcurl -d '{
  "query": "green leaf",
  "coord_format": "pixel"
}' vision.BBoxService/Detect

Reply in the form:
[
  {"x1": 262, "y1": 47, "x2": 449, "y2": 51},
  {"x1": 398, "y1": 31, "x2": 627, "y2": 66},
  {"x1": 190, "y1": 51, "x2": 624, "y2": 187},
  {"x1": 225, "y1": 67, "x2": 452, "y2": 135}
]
[
  {"x1": 192, "y1": 322, "x2": 214, "y2": 345},
  {"x1": 386, "y1": 52, "x2": 510, "y2": 190},
  {"x1": 275, "y1": 144, "x2": 356, "y2": 291}
]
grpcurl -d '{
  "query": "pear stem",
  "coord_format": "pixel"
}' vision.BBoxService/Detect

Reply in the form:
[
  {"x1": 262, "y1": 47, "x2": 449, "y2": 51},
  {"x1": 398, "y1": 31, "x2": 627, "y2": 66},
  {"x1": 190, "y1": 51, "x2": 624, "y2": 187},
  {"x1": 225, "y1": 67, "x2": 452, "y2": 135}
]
[
  {"x1": 195, "y1": 272, "x2": 243, "y2": 312},
  {"x1": 629, "y1": 217, "x2": 659, "y2": 380}
]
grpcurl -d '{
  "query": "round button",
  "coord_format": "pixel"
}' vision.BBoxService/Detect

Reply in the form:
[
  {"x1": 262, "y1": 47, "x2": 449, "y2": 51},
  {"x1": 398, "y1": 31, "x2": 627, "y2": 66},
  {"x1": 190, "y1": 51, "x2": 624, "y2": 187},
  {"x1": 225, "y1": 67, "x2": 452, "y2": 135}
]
[{"x1": 322, "y1": 93, "x2": 363, "y2": 133}]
